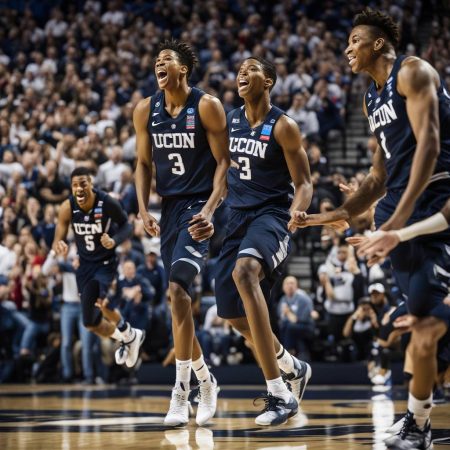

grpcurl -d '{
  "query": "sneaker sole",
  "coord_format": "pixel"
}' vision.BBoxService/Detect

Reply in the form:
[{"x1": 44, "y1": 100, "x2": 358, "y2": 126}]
[{"x1": 126, "y1": 329, "x2": 146, "y2": 368}]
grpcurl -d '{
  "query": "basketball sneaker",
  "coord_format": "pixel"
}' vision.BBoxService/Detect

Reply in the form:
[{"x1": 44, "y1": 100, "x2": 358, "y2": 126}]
[
  {"x1": 196, "y1": 374, "x2": 219, "y2": 426},
  {"x1": 385, "y1": 414, "x2": 406, "y2": 435},
  {"x1": 254, "y1": 392, "x2": 298, "y2": 426},
  {"x1": 115, "y1": 341, "x2": 129, "y2": 365},
  {"x1": 164, "y1": 383, "x2": 190, "y2": 427},
  {"x1": 384, "y1": 410, "x2": 433, "y2": 449},
  {"x1": 282, "y1": 358, "x2": 312, "y2": 404},
  {"x1": 125, "y1": 328, "x2": 146, "y2": 368}
]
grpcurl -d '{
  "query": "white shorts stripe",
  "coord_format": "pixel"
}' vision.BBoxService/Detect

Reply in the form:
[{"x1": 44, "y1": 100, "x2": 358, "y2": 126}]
[
  {"x1": 238, "y1": 248, "x2": 263, "y2": 259},
  {"x1": 172, "y1": 257, "x2": 201, "y2": 274}
]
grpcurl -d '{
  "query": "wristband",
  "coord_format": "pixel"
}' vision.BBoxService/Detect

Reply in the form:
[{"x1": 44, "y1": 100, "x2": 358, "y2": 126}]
[{"x1": 395, "y1": 212, "x2": 448, "y2": 242}]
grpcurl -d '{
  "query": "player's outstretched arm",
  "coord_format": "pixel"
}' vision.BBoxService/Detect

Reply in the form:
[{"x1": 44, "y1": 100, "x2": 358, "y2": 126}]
[
  {"x1": 381, "y1": 58, "x2": 441, "y2": 231},
  {"x1": 348, "y1": 197, "x2": 450, "y2": 266},
  {"x1": 273, "y1": 115, "x2": 313, "y2": 231},
  {"x1": 189, "y1": 95, "x2": 230, "y2": 242},
  {"x1": 52, "y1": 199, "x2": 71, "y2": 256},
  {"x1": 133, "y1": 97, "x2": 160, "y2": 237},
  {"x1": 290, "y1": 146, "x2": 386, "y2": 231}
]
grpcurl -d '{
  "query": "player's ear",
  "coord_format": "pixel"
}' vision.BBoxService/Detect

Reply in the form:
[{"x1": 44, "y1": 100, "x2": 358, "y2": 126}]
[
  {"x1": 264, "y1": 77, "x2": 273, "y2": 90},
  {"x1": 180, "y1": 64, "x2": 188, "y2": 77},
  {"x1": 374, "y1": 37, "x2": 385, "y2": 52}
]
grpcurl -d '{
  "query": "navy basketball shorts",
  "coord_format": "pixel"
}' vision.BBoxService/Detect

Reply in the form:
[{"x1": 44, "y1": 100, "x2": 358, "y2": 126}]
[
  {"x1": 76, "y1": 258, "x2": 118, "y2": 309},
  {"x1": 160, "y1": 195, "x2": 210, "y2": 289},
  {"x1": 214, "y1": 204, "x2": 291, "y2": 319},
  {"x1": 375, "y1": 182, "x2": 450, "y2": 327}
]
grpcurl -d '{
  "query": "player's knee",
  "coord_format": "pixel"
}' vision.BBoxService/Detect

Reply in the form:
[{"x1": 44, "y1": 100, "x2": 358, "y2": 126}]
[
  {"x1": 169, "y1": 281, "x2": 191, "y2": 319},
  {"x1": 169, "y1": 261, "x2": 198, "y2": 293},
  {"x1": 232, "y1": 258, "x2": 260, "y2": 287},
  {"x1": 409, "y1": 320, "x2": 444, "y2": 358}
]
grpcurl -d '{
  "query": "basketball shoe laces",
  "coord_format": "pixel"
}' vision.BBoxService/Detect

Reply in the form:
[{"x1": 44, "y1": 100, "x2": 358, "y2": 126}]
[
  {"x1": 399, "y1": 410, "x2": 420, "y2": 439},
  {"x1": 198, "y1": 380, "x2": 215, "y2": 409},
  {"x1": 167, "y1": 388, "x2": 188, "y2": 416},
  {"x1": 117, "y1": 329, "x2": 136, "y2": 359},
  {"x1": 253, "y1": 393, "x2": 284, "y2": 413}
]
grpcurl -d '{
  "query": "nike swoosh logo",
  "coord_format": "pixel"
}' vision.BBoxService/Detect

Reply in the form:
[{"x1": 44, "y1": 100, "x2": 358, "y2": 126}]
[
  {"x1": 152, "y1": 121, "x2": 163, "y2": 126},
  {"x1": 152, "y1": 112, "x2": 160, "y2": 116},
  {"x1": 73, "y1": 210, "x2": 80, "y2": 213},
  {"x1": 231, "y1": 128, "x2": 240, "y2": 132}
]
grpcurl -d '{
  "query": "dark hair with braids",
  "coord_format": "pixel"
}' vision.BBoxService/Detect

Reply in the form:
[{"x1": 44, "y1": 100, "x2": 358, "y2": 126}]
[{"x1": 158, "y1": 39, "x2": 198, "y2": 79}]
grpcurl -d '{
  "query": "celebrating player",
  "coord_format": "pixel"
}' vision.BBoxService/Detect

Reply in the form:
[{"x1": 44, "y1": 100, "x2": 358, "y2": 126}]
[
  {"x1": 133, "y1": 40, "x2": 229, "y2": 427},
  {"x1": 52, "y1": 167, "x2": 145, "y2": 369},
  {"x1": 215, "y1": 57, "x2": 313, "y2": 426},
  {"x1": 289, "y1": 9, "x2": 450, "y2": 449}
]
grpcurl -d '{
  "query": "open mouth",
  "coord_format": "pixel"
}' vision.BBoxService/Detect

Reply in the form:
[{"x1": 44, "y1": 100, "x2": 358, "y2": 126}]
[
  {"x1": 157, "y1": 70, "x2": 168, "y2": 82},
  {"x1": 238, "y1": 79, "x2": 249, "y2": 89},
  {"x1": 76, "y1": 193, "x2": 86, "y2": 204},
  {"x1": 348, "y1": 56, "x2": 356, "y2": 67}
]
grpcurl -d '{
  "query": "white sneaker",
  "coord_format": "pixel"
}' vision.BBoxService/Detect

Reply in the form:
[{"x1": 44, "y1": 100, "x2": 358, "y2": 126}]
[
  {"x1": 254, "y1": 393, "x2": 298, "y2": 426},
  {"x1": 125, "y1": 328, "x2": 146, "y2": 368},
  {"x1": 385, "y1": 415, "x2": 406, "y2": 435},
  {"x1": 196, "y1": 374, "x2": 219, "y2": 426},
  {"x1": 115, "y1": 341, "x2": 129, "y2": 365},
  {"x1": 164, "y1": 385, "x2": 190, "y2": 427},
  {"x1": 371, "y1": 370, "x2": 392, "y2": 386}
]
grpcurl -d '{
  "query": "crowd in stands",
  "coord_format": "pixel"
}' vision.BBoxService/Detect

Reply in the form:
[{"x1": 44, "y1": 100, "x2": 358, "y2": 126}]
[{"x1": 0, "y1": 0, "x2": 448, "y2": 385}]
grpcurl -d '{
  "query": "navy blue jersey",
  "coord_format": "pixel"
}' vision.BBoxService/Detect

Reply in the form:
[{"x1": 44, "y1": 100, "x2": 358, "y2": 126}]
[
  {"x1": 148, "y1": 87, "x2": 216, "y2": 197},
  {"x1": 70, "y1": 190, "x2": 128, "y2": 263},
  {"x1": 365, "y1": 55, "x2": 450, "y2": 190},
  {"x1": 226, "y1": 105, "x2": 293, "y2": 209}
]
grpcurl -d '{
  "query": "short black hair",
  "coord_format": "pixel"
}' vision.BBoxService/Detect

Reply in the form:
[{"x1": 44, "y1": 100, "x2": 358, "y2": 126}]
[
  {"x1": 158, "y1": 39, "x2": 198, "y2": 79},
  {"x1": 244, "y1": 56, "x2": 277, "y2": 91},
  {"x1": 71, "y1": 167, "x2": 93, "y2": 180},
  {"x1": 353, "y1": 8, "x2": 400, "y2": 48}
]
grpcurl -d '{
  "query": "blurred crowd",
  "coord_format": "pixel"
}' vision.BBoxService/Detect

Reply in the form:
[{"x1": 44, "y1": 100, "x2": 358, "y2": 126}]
[{"x1": 0, "y1": 0, "x2": 449, "y2": 385}]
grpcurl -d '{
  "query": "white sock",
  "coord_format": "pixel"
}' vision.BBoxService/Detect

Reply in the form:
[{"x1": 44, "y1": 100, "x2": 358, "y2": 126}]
[
  {"x1": 111, "y1": 328, "x2": 123, "y2": 341},
  {"x1": 408, "y1": 392, "x2": 432, "y2": 429},
  {"x1": 267, "y1": 376, "x2": 292, "y2": 403},
  {"x1": 276, "y1": 346, "x2": 296, "y2": 374},
  {"x1": 176, "y1": 359, "x2": 192, "y2": 393},
  {"x1": 192, "y1": 355, "x2": 210, "y2": 383},
  {"x1": 120, "y1": 323, "x2": 134, "y2": 342}
]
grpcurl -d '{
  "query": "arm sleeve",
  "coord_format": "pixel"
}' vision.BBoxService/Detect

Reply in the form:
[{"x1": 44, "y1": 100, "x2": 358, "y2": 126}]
[{"x1": 105, "y1": 195, "x2": 132, "y2": 246}]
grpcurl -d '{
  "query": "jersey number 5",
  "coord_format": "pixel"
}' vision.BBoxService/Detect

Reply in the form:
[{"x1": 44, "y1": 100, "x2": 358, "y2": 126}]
[
  {"x1": 238, "y1": 157, "x2": 251, "y2": 180},
  {"x1": 85, "y1": 235, "x2": 95, "y2": 251},
  {"x1": 168, "y1": 153, "x2": 186, "y2": 175}
]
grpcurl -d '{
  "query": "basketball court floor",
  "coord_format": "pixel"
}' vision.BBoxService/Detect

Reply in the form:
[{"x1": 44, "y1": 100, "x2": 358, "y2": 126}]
[{"x1": 0, "y1": 384, "x2": 449, "y2": 449}]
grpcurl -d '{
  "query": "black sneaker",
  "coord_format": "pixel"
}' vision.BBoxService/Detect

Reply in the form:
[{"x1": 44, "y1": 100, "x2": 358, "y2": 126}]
[
  {"x1": 254, "y1": 392, "x2": 298, "y2": 426},
  {"x1": 384, "y1": 410, "x2": 433, "y2": 449}
]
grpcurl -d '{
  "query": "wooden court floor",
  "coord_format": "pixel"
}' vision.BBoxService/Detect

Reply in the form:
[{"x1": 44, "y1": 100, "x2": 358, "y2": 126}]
[{"x1": 0, "y1": 384, "x2": 449, "y2": 449}]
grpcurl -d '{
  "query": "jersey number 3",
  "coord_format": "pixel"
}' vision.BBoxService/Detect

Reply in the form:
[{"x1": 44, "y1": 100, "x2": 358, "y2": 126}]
[
  {"x1": 238, "y1": 157, "x2": 251, "y2": 180},
  {"x1": 168, "y1": 153, "x2": 186, "y2": 175}
]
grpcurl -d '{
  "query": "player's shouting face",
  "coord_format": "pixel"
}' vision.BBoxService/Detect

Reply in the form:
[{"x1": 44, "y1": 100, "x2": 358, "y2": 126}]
[
  {"x1": 155, "y1": 49, "x2": 187, "y2": 90},
  {"x1": 237, "y1": 58, "x2": 273, "y2": 99},
  {"x1": 71, "y1": 174, "x2": 94, "y2": 209}
]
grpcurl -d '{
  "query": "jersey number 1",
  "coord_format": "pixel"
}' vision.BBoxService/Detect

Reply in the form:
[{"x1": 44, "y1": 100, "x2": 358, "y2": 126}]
[
  {"x1": 379, "y1": 131, "x2": 391, "y2": 159},
  {"x1": 168, "y1": 153, "x2": 186, "y2": 175}
]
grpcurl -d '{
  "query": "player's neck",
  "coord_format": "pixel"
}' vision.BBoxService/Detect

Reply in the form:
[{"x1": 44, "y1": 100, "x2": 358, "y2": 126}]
[
  {"x1": 164, "y1": 83, "x2": 191, "y2": 114},
  {"x1": 366, "y1": 52, "x2": 397, "y2": 91},
  {"x1": 244, "y1": 94, "x2": 271, "y2": 128}
]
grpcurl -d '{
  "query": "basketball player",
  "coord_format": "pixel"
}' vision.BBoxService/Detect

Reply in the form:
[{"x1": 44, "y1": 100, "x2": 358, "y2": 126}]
[
  {"x1": 214, "y1": 57, "x2": 313, "y2": 426},
  {"x1": 289, "y1": 9, "x2": 450, "y2": 449},
  {"x1": 53, "y1": 167, "x2": 145, "y2": 369},
  {"x1": 133, "y1": 40, "x2": 229, "y2": 427}
]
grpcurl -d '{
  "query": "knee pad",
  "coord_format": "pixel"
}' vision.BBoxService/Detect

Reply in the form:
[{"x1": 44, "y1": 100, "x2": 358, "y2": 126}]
[
  {"x1": 81, "y1": 280, "x2": 102, "y2": 328},
  {"x1": 169, "y1": 260, "x2": 199, "y2": 293}
]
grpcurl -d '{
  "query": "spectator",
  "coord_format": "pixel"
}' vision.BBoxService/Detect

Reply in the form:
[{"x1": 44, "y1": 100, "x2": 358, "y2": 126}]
[{"x1": 278, "y1": 276, "x2": 315, "y2": 361}]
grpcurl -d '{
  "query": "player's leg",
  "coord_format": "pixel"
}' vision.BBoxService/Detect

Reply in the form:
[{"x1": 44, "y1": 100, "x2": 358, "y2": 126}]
[
  {"x1": 386, "y1": 243, "x2": 449, "y2": 449},
  {"x1": 227, "y1": 316, "x2": 311, "y2": 403},
  {"x1": 163, "y1": 198, "x2": 218, "y2": 427}
]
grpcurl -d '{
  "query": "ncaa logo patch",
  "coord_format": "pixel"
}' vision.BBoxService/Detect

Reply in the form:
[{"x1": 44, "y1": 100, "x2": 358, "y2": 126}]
[
  {"x1": 260, "y1": 124, "x2": 272, "y2": 141},
  {"x1": 187, "y1": 108, "x2": 194, "y2": 114}
]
